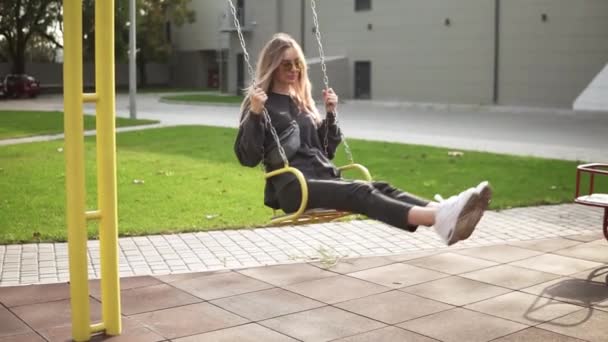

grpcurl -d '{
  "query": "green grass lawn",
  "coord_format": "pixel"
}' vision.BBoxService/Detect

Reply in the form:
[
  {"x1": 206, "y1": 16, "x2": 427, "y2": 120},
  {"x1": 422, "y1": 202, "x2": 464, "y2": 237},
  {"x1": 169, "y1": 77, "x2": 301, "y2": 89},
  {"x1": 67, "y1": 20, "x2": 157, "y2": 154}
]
[
  {"x1": 0, "y1": 111, "x2": 158, "y2": 140},
  {"x1": 161, "y1": 93, "x2": 244, "y2": 104},
  {"x1": 1, "y1": 125, "x2": 605, "y2": 244}
]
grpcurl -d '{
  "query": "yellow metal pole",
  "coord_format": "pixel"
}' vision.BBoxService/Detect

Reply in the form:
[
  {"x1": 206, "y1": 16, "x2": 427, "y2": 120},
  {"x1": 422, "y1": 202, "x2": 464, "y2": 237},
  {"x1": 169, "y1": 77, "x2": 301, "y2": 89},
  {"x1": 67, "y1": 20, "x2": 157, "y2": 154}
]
[
  {"x1": 63, "y1": 1, "x2": 91, "y2": 341},
  {"x1": 96, "y1": 0, "x2": 122, "y2": 335}
]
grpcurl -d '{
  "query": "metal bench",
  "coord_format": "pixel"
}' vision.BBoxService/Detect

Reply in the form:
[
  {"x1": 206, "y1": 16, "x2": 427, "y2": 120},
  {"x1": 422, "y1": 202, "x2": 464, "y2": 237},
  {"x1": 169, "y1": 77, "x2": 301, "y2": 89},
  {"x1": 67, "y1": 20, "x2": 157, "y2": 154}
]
[{"x1": 574, "y1": 163, "x2": 608, "y2": 241}]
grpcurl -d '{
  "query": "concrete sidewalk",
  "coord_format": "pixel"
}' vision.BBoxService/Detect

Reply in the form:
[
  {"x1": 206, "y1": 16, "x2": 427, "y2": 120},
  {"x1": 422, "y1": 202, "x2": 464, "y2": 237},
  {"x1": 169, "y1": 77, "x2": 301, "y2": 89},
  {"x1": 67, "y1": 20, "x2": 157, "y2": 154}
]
[
  {"x1": 0, "y1": 231, "x2": 606, "y2": 341},
  {"x1": 0, "y1": 204, "x2": 604, "y2": 287}
]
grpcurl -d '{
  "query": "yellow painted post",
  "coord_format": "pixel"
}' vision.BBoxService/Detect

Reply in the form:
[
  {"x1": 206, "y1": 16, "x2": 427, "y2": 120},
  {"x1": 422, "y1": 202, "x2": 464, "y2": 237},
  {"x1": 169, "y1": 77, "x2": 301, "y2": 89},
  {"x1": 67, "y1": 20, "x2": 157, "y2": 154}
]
[
  {"x1": 63, "y1": 1, "x2": 91, "y2": 341},
  {"x1": 96, "y1": 0, "x2": 122, "y2": 335}
]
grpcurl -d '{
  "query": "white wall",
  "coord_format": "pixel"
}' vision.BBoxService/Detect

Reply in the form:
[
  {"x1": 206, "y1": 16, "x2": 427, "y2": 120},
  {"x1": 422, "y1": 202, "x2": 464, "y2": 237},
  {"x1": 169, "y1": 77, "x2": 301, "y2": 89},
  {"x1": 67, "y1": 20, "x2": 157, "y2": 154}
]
[
  {"x1": 574, "y1": 63, "x2": 608, "y2": 111},
  {"x1": 171, "y1": 0, "x2": 228, "y2": 51},
  {"x1": 304, "y1": 0, "x2": 495, "y2": 104},
  {"x1": 172, "y1": 0, "x2": 608, "y2": 109},
  {"x1": 498, "y1": 0, "x2": 608, "y2": 107}
]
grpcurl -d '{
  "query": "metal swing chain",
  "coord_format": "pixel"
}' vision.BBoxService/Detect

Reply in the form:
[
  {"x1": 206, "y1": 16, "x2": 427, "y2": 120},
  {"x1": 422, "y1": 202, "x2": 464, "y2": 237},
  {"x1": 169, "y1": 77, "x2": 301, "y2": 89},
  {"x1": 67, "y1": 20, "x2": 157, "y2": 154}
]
[
  {"x1": 310, "y1": 0, "x2": 354, "y2": 165},
  {"x1": 227, "y1": 0, "x2": 289, "y2": 167}
]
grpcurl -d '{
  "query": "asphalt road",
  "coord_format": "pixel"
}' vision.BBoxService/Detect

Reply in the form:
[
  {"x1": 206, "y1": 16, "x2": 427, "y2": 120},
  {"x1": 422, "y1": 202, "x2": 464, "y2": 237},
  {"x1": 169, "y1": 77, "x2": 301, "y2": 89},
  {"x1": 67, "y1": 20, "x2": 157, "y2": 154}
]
[{"x1": 2, "y1": 93, "x2": 606, "y2": 162}]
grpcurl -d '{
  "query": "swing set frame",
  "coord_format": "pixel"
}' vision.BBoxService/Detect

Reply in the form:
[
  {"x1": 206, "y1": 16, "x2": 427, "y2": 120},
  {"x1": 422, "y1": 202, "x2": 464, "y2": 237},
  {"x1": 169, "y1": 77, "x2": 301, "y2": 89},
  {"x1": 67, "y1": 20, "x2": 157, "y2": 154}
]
[{"x1": 228, "y1": 0, "x2": 373, "y2": 226}]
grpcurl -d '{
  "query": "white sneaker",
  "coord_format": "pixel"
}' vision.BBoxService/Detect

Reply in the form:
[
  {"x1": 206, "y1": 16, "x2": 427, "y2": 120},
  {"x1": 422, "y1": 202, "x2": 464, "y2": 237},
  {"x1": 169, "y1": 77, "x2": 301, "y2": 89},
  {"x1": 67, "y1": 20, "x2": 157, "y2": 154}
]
[
  {"x1": 434, "y1": 188, "x2": 483, "y2": 246},
  {"x1": 462, "y1": 181, "x2": 492, "y2": 240}
]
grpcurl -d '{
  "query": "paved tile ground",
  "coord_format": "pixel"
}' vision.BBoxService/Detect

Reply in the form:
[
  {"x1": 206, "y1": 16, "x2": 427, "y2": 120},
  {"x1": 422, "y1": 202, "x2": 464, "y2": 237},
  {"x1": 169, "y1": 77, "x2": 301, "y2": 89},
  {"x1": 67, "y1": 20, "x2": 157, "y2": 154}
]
[
  {"x1": 0, "y1": 231, "x2": 606, "y2": 341},
  {"x1": 0, "y1": 204, "x2": 604, "y2": 287}
]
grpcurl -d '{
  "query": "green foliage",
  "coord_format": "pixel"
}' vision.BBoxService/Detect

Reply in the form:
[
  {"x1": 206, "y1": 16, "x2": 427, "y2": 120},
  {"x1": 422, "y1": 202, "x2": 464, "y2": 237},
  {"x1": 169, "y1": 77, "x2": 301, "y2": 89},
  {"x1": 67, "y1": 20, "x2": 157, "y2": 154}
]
[
  {"x1": 82, "y1": 0, "x2": 195, "y2": 63},
  {"x1": 137, "y1": 0, "x2": 196, "y2": 61},
  {"x1": 0, "y1": 0, "x2": 62, "y2": 73}
]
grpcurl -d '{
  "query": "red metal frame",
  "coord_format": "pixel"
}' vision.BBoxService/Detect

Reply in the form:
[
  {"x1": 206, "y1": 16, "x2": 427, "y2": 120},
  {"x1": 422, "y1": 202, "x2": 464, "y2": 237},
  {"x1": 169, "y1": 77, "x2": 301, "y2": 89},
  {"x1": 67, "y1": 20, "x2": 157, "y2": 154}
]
[{"x1": 574, "y1": 163, "x2": 608, "y2": 240}]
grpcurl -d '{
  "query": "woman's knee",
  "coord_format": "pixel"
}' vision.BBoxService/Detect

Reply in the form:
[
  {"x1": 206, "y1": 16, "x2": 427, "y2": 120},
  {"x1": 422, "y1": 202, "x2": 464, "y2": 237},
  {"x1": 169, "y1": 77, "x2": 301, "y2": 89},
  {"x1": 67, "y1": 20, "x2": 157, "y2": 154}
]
[
  {"x1": 351, "y1": 181, "x2": 376, "y2": 198},
  {"x1": 347, "y1": 181, "x2": 380, "y2": 212}
]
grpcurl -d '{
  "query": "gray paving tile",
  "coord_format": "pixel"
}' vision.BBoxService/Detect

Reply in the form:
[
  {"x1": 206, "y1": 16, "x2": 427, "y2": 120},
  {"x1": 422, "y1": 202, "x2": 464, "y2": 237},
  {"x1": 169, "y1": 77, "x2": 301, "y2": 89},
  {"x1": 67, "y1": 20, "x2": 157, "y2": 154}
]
[
  {"x1": 460, "y1": 264, "x2": 561, "y2": 290},
  {"x1": 10, "y1": 298, "x2": 102, "y2": 331},
  {"x1": 455, "y1": 245, "x2": 544, "y2": 263},
  {"x1": 400, "y1": 276, "x2": 511, "y2": 306},
  {"x1": 284, "y1": 274, "x2": 389, "y2": 304},
  {"x1": 210, "y1": 288, "x2": 324, "y2": 321},
  {"x1": 553, "y1": 242, "x2": 608, "y2": 263},
  {"x1": 0, "y1": 332, "x2": 46, "y2": 342},
  {"x1": 521, "y1": 277, "x2": 608, "y2": 308},
  {"x1": 311, "y1": 255, "x2": 396, "y2": 274},
  {"x1": 237, "y1": 263, "x2": 335, "y2": 286},
  {"x1": 171, "y1": 271, "x2": 272, "y2": 300},
  {"x1": 492, "y1": 327, "x2": 587, "y2": 342},
  {"x1": 39, "y1": 316, "x2": 165, "y2": 342},
  {"x1": 260, "y1": 306, "x2": 385, "y2": 341},
  {"x1": 570, "y1": 265, "x2": 608, "y2": 283},
  {"x1": 172, "y1": 323, "x2": 298, "y2": 342},
  {"x1": 408, "y1": 252, "x2": 498, "y2": 275},
  {"x1": 0, "y1": 306, "x2": 33, "y2": 338},
  {"x1": 334, "y1": 326, "x2": 439, "y2": 342},
  {"x1": 465, "y1": 291, "x2": 582, "y2": 325},
  {"x1": 335, "y1": 290, "x2": 453, "y2": 324},
  {"x1": 88, "y1": 275, "x2": 163, "y2": 300},
  {"x1": 348, "y1": 263, "x2": 448, "y2": 288},
  {"x1": 508, "y1": 238, "x2": 582, "y2": 253},
  {"x1": 120, "y1": 283, "x2": 202, "y2": 315},
  {"x1": 398, "y1": 308, "x2": 528, "y2": 342},
  {"x1": 0, "y1": 282, "x2": 69, "y2": 307},
  {"x1": 510, "y1": 254, "x2": 602, "y2": 276},
  {"x1": 538, "y1": 309, "x2": 608, "y2": 342},
  {"x1": 130, "y1": 302, "x2": 248, "y2": 340}
]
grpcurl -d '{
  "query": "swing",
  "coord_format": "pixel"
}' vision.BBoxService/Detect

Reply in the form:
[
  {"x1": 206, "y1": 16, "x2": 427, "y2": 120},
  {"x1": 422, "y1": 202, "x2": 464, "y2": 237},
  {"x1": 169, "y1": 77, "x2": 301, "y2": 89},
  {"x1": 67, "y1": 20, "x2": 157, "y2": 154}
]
[
  {"x1": 574, "y1": 163, "x2": 608, "y2": 241},
  {"x1": 228, "y1": 0, "x2": 372, "y2": 226}
]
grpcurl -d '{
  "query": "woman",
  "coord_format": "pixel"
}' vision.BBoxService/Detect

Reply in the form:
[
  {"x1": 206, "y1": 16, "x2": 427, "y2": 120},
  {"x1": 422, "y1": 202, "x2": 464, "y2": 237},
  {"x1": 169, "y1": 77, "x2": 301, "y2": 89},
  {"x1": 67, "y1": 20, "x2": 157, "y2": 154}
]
[{"x1": 234, "y1": 33, "x2": 491, "y2": 246}]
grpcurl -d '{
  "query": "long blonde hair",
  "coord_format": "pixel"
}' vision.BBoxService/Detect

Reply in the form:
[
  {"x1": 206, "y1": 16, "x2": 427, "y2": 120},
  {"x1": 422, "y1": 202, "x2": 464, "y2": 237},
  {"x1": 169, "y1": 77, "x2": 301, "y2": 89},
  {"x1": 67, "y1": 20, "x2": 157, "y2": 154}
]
[{"x1": 239, "y1": 33, "x2": 321, "y2": 124}]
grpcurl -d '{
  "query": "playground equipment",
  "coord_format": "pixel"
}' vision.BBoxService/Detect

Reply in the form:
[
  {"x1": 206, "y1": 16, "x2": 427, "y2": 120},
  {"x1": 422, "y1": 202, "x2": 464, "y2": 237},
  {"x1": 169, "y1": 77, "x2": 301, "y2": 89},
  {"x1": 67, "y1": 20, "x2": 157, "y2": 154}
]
[
  {"x1": 63, "y1": 0, "x2": 121, "y2": 340},
  {"x1": 574, "y1": 163, "x2": 608, "y2": 241}
]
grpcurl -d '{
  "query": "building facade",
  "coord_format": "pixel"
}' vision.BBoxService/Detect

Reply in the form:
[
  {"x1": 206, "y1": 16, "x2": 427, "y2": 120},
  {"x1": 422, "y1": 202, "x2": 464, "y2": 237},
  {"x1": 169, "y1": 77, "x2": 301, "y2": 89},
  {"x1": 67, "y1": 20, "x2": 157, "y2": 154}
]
[{"x1": 171, "y1": 0, "x2": 608, "y2": 108}]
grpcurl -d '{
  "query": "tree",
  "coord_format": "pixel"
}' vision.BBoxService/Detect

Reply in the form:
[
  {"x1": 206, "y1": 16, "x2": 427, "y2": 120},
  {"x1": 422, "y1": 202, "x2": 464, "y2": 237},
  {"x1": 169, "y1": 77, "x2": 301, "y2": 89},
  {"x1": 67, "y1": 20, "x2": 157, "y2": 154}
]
[
  {"x1": 26, "y1": 35, "x2": 60, "y2": 62},
  {"x1": 134, "y1": 0, "x2": 195, "y2": 86},
  {"x1": 0, "y1": 0, "x2": 62, "y2": 74},
  {"x1": 82, "y1": 0, "x2": 195, "y2": 86},
  {"x1": 82, "y1": 0, "x2": 130, "y2": 63}
]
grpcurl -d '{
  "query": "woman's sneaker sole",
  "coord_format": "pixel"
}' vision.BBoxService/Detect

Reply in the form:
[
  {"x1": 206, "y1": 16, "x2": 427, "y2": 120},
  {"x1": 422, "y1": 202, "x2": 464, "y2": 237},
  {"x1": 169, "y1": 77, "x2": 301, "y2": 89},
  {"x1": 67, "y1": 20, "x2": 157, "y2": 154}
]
[
  {"x1": 458, "y1": 182, "x2": 493, "y2": 241},
  {"x1": 448, "y1": 192, "x2": 483, "y2": 246}
]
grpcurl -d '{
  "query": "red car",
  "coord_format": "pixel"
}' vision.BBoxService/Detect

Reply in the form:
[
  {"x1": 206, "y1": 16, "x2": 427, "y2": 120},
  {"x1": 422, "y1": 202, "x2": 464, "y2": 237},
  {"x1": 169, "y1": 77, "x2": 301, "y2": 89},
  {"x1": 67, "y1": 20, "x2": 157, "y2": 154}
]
[{"x1": 2, "y1": 74, "x2": 41, "y2": 98}]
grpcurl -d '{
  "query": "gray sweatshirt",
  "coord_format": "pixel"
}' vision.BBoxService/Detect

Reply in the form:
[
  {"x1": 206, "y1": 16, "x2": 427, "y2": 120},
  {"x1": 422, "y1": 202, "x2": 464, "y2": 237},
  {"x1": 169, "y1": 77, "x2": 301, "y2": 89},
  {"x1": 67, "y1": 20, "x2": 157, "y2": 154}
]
[{"x1": 234, "y1": 92, "x2": 342, "y2": 209}]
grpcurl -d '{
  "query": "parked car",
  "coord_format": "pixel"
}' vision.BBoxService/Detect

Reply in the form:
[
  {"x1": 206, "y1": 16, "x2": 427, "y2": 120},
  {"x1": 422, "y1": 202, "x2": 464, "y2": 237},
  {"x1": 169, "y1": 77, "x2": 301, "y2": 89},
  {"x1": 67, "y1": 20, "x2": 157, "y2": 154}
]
[{"x1": 2, "y1": 74, "x2": 41, "y2": 98}]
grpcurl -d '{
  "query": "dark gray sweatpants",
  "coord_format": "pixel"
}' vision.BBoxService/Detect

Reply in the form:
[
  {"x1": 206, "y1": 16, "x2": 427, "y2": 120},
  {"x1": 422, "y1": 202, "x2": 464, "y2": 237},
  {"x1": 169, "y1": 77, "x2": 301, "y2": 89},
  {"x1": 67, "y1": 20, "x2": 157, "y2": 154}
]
[{"x1": 276, "y1": 179, "x2": 430, "y2": 232}]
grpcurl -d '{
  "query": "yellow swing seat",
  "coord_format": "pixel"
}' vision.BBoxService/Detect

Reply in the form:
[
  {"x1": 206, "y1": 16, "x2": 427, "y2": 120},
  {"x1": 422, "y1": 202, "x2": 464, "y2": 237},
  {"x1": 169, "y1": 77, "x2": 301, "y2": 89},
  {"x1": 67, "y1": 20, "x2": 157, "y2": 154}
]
[{"x1": 266, "y1": 163, "x2": 372, "y2": 226}]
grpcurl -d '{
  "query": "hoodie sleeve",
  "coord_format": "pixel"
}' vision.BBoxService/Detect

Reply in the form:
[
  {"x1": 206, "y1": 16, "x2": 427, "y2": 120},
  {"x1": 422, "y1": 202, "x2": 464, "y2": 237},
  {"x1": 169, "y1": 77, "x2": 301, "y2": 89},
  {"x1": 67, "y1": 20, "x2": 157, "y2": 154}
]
[
  {"x1": 317, "y1": 111, "x2": 342, "y2": 160},
  {"x1": 234, "y1": 111, "x2": 266, "y2": 167}
]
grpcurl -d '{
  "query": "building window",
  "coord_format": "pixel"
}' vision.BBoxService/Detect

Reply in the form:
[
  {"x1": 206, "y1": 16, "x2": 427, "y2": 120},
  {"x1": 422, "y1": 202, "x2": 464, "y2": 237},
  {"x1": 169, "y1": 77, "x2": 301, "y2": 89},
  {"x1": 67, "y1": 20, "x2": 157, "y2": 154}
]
[{"x1": 355, "y1": 0, "x2": 371, "y2": 11}]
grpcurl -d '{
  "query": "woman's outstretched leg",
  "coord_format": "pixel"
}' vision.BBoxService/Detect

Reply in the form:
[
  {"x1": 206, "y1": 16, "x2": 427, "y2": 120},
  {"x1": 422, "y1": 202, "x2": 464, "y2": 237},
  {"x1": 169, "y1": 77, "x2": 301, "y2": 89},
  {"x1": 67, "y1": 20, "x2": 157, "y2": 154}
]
[
  {"x1": 407, "y1": 181, "x2": 492, "y2": 245},
  {"x1": 370, "y1": 180, "x2": 492, "y2": 244},
  {"x1": 277, "y1": 179, "x2": 492, "y2": 245}
]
